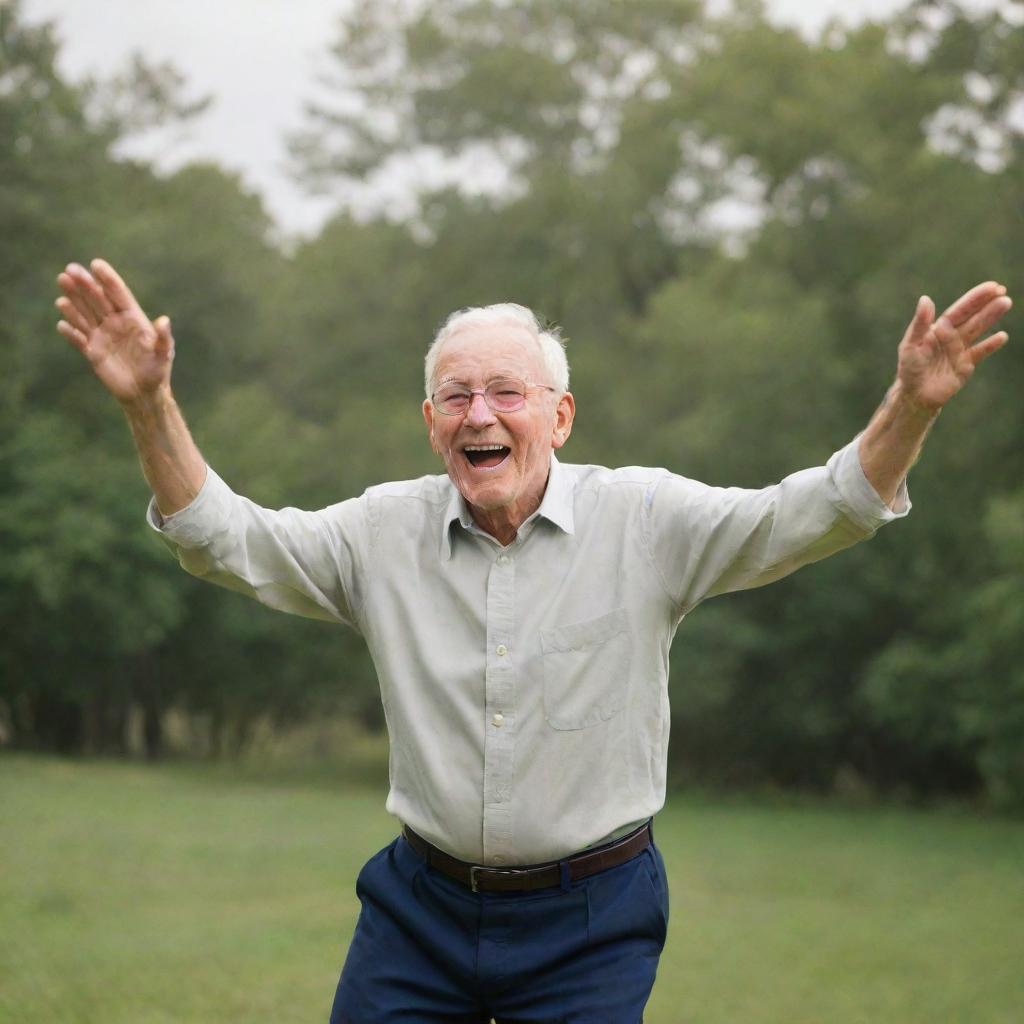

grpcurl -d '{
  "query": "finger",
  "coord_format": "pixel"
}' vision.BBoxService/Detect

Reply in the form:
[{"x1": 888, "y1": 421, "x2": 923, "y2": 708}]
[
  {"x1": 905, "y1": 295, "x2": 935, "y2": 344},
  {"x1": 931, "y1": 312, "x2": 962, "y2": 350},
  {"x1": 56, "y1": 319, "x2": 89, "y2": 353},
  {"x1": 154, "y1": 315, "x2": 175, "y2": 361},
  {"x1": 57, "y1": 270, "x2": 101, "y2": 330},
  {"x1": 957, "y1": 295, "x2": 1013, "y2": 345},
  {"x1": 64, "y1": 263, "x2": 113, "y2": 322},
  {"x1": 55, "y1": 296, "x2": 91, "y2": 336},
  {"x1": 941, "y1": 281, "x2": 1003, "y2": 328},
  {"x1": 55, "y1": 280, "x2": 97, "y2": 327},
  {"x1": 90, "y1": 258, "x2": 140, "y2": 314},
  {"x1": 969, "y1": 330, "x2": 1009, "y2": 366}
]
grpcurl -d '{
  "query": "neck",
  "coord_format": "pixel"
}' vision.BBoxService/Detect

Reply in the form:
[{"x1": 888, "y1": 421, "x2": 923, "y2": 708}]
[
  {"x1": 466, "y1": 469, "x2": 550, "y2": 546},
  {"x1": 469, "y1": 502, "x2": 534, "y2": 547}
]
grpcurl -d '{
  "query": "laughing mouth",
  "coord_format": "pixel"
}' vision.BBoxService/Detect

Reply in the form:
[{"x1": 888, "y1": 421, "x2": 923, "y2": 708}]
[{"x1": 463, "y1": 444, "x2": 511, "y2": 469}]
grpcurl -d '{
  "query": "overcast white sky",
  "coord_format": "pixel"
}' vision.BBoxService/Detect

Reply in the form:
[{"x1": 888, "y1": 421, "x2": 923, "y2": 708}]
[{"x1": 20, "y1": 0, "x2": 1011, "y2": 239}]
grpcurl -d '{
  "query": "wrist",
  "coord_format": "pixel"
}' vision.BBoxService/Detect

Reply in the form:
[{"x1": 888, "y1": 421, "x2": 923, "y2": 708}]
[
  {"x1": 120, "y1": 384, "x2": 175, "y2": 420},
  {"x1": 888, "y1": 379, "x2": 942, "y2": 421}
]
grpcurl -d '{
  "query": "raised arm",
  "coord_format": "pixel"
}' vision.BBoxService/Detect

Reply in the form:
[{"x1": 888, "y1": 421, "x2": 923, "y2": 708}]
[
  {"x1": 56, "y1": 259, "x2": 206, "y2": 517},
  {"x1": 859, "y1": 281, "x2": 1012, "y2": 507}
]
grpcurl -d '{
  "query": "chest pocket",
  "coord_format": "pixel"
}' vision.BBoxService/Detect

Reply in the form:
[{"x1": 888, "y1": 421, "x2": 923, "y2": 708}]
[{"x1": 540, "y1": 606, "x2": 632, "y2": 730}]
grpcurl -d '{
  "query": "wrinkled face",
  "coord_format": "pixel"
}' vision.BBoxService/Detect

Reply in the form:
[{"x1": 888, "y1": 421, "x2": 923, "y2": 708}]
[{"x1": 422, "y1": 322, "x2": 574, "y2": 536}]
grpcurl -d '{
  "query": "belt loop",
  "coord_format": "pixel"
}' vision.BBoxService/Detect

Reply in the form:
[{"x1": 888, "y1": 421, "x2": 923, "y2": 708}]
[
  {"x1": 558, "y1": 858, "x2": 571, "y2": 893},
  {"x1": 647, "y1": 816, "x2": 654, "y2": 845}
]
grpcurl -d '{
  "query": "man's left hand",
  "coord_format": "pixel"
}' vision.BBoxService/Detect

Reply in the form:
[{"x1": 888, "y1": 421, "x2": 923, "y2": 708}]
[{"x1": 897, "y1": 281, "x2": 1012, "y2": 411}]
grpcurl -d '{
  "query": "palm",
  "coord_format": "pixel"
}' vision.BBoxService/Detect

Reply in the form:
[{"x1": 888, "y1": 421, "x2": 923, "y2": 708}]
[
  {"x1": 82, "y1": 310, "x2": 166, "y2": 400},
  {"x1": 896, "y1": 283, "x2": 1011, "y2": 411},
  {"x1": 898, "y1": 323, "x2": 972, "y2": 408},
  {"x1": 57, "y1": 259, "x2": 174, "y2": 404}
]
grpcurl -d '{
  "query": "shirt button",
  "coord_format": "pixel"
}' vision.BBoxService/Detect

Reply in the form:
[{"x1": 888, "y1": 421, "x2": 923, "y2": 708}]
[
  {"x1": 492, "y1": 713, "x2": 504, "y2": 727},
  {"x1": 496, "y1": 644, "x2": 508, "y2": 656},
  {"x1": 497, "y1": 554, "x2": 510, "y2": 566},
  {"x1": 493, "y1": 855, "x2": 504, "y2": 865}
]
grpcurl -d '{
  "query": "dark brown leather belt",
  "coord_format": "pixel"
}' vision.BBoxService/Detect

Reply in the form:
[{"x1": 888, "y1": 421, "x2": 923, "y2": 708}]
[{"x1": 401, "y1": 819, "x2": 652, "y2": 893}]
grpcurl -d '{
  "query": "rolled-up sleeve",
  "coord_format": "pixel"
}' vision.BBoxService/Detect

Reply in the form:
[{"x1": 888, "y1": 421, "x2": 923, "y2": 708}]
[
  {"x1": 645, "y1": 436, "x2": 910, "y2": 614},
  {"x1": 147, "y1": 466, "x2": 370, "y2": 629}
]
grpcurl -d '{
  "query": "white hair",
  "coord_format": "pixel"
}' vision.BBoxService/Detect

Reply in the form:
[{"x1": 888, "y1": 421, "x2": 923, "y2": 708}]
[{"x1": 424, "y1": 302, "x2": 570, "y2": 398}]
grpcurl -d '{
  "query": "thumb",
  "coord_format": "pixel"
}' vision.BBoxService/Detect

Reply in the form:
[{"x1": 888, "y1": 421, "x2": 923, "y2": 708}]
[
  {"x1": 907, "y1": 295, "x2": 934, "y2": 343},
  {"x1": 154, "y1": 315, "x2": 175, "y2": 360}
]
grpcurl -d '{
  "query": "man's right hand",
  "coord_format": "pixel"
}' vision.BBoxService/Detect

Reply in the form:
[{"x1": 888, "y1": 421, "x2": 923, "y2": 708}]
[
  {"x1": 56, "y1": 259, "x2": 206, "y2": 516},
  {"x1": 56, "y1": 259, "x2": 174, "y2": 406}
]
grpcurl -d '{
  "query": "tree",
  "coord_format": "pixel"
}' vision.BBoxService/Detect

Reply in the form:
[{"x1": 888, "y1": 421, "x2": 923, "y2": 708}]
[
  {"x1": 289, "y1": 0, "x2": 1024, "y2": 804},
  {"x1": 0, "y1": 3, "x2": 291, "y2": 755}
]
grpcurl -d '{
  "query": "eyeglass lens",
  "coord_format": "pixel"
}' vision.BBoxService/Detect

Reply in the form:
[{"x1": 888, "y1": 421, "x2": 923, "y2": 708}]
[{"x1": 433, "y1": 379, "x2": 528, "y2": 414}]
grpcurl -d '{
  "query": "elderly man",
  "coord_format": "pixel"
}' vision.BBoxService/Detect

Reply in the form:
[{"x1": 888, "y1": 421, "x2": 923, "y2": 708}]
[{"x1": 57, "y1": 259, "x2": 1010, "y2": 1023}]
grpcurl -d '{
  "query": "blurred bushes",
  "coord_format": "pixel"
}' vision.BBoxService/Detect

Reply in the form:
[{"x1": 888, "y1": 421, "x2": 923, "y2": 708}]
[{"x1": 2, "y1": 0, "x2": 1021, "y2": 807}]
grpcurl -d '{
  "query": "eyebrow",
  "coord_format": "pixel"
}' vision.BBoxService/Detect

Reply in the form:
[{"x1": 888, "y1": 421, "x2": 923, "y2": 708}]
[{"x1": 436, "y1": 371, "x2": 525, "y2": 387}]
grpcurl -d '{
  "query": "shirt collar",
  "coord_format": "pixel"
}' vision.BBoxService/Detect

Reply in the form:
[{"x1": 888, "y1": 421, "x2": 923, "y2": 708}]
[
  {"x1": 440, "y1": 453, "x2": 576, "y2": 561},
  {"x1": 440, "y1": 484, "x2": 474, "y2": 561},
  {"x1": 534, "y1": 454, "x2": 576, "y2": 536}
]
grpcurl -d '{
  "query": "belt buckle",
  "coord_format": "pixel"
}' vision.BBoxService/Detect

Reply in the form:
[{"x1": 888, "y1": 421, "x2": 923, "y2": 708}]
[{"x1": 469, "y1": 864, "x2": 528, "y2": 893}]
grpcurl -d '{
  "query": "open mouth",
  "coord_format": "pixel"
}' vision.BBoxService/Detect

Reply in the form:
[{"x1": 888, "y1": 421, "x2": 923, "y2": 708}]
[{"x1": 463, "y1": 444, "x2": 511, "y2": 470}]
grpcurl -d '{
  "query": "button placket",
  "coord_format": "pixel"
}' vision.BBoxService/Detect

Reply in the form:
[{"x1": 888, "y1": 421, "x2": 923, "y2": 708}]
[{"x1": 482, "y1": 552, "x2": 516, "y2": 863}]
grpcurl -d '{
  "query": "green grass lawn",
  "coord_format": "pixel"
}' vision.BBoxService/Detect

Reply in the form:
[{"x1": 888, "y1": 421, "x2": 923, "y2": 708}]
[{"x1": 2, "y1": 754, "x2": 1023, "y2": 1023}]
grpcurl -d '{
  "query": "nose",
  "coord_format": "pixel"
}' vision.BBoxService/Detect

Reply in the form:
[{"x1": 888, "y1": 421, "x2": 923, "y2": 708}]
[{"x1": 464, "y1": 390, "x2": 497, "y2": 428}]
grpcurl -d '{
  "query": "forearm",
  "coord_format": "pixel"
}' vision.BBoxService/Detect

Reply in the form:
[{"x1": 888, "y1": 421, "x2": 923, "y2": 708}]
[
  {"x1": 858, "y1": 379, "x2": 939, "y2": 508},
  {"x1": 121, "y1": 386, "x2": 207, "y2": 517}
]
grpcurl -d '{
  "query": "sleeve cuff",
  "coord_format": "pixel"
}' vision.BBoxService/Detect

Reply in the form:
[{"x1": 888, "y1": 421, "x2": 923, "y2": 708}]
[
  {"x1": 827, "y1": 435, "x2": 911, "y2": 531},
  {"x1": 145, "y1": 465, "x2": 234, "y2": 547}
]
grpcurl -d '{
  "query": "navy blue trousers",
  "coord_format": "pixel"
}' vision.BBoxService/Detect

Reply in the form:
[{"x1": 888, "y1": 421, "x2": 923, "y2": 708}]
[{"x1": 329, "y1": 829, "x2": 670, "y2": 1023}]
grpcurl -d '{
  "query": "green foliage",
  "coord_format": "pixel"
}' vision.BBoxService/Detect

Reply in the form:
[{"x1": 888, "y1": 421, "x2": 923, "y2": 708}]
[
  {"x1": 618, "y1": 260, "x2": 850, "y2": 480},
  {"x1": 861, "y1": 487, "x2": 1024, "y2": 807},
  {"x1": 0, "y1": 3, "x2": 310, "y2": 756},
  {"x1": 3, "y1": 0, "x2": 1023, "y2": 807},
  {"x1": 293, "y1": 0, "x2": 703, "y2": 187}
]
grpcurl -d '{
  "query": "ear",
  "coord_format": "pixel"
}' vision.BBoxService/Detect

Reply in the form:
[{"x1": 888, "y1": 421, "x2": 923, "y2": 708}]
[
  {"x1": 551, "y1": 391, "x2": 575, "y2": 450},
  {"x1": 423, "y1": 400, "x2": 440, "y2": 454}
]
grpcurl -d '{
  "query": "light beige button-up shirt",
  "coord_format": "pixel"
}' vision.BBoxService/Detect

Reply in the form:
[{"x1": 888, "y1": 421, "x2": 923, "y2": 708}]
[{"x1": 148, "y1": 437, "x2": 908, "y2": 865}]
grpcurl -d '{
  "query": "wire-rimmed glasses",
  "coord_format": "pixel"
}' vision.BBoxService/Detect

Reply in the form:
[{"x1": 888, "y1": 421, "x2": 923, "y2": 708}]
[{"x1": 430, "y1": 377, "x2": 556, "y2": 416}]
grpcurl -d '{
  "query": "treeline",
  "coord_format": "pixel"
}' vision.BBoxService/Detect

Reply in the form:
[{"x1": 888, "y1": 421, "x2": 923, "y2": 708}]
[{"x1": 2, "y1": 0, "x2": 1022, "y2": 806}]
